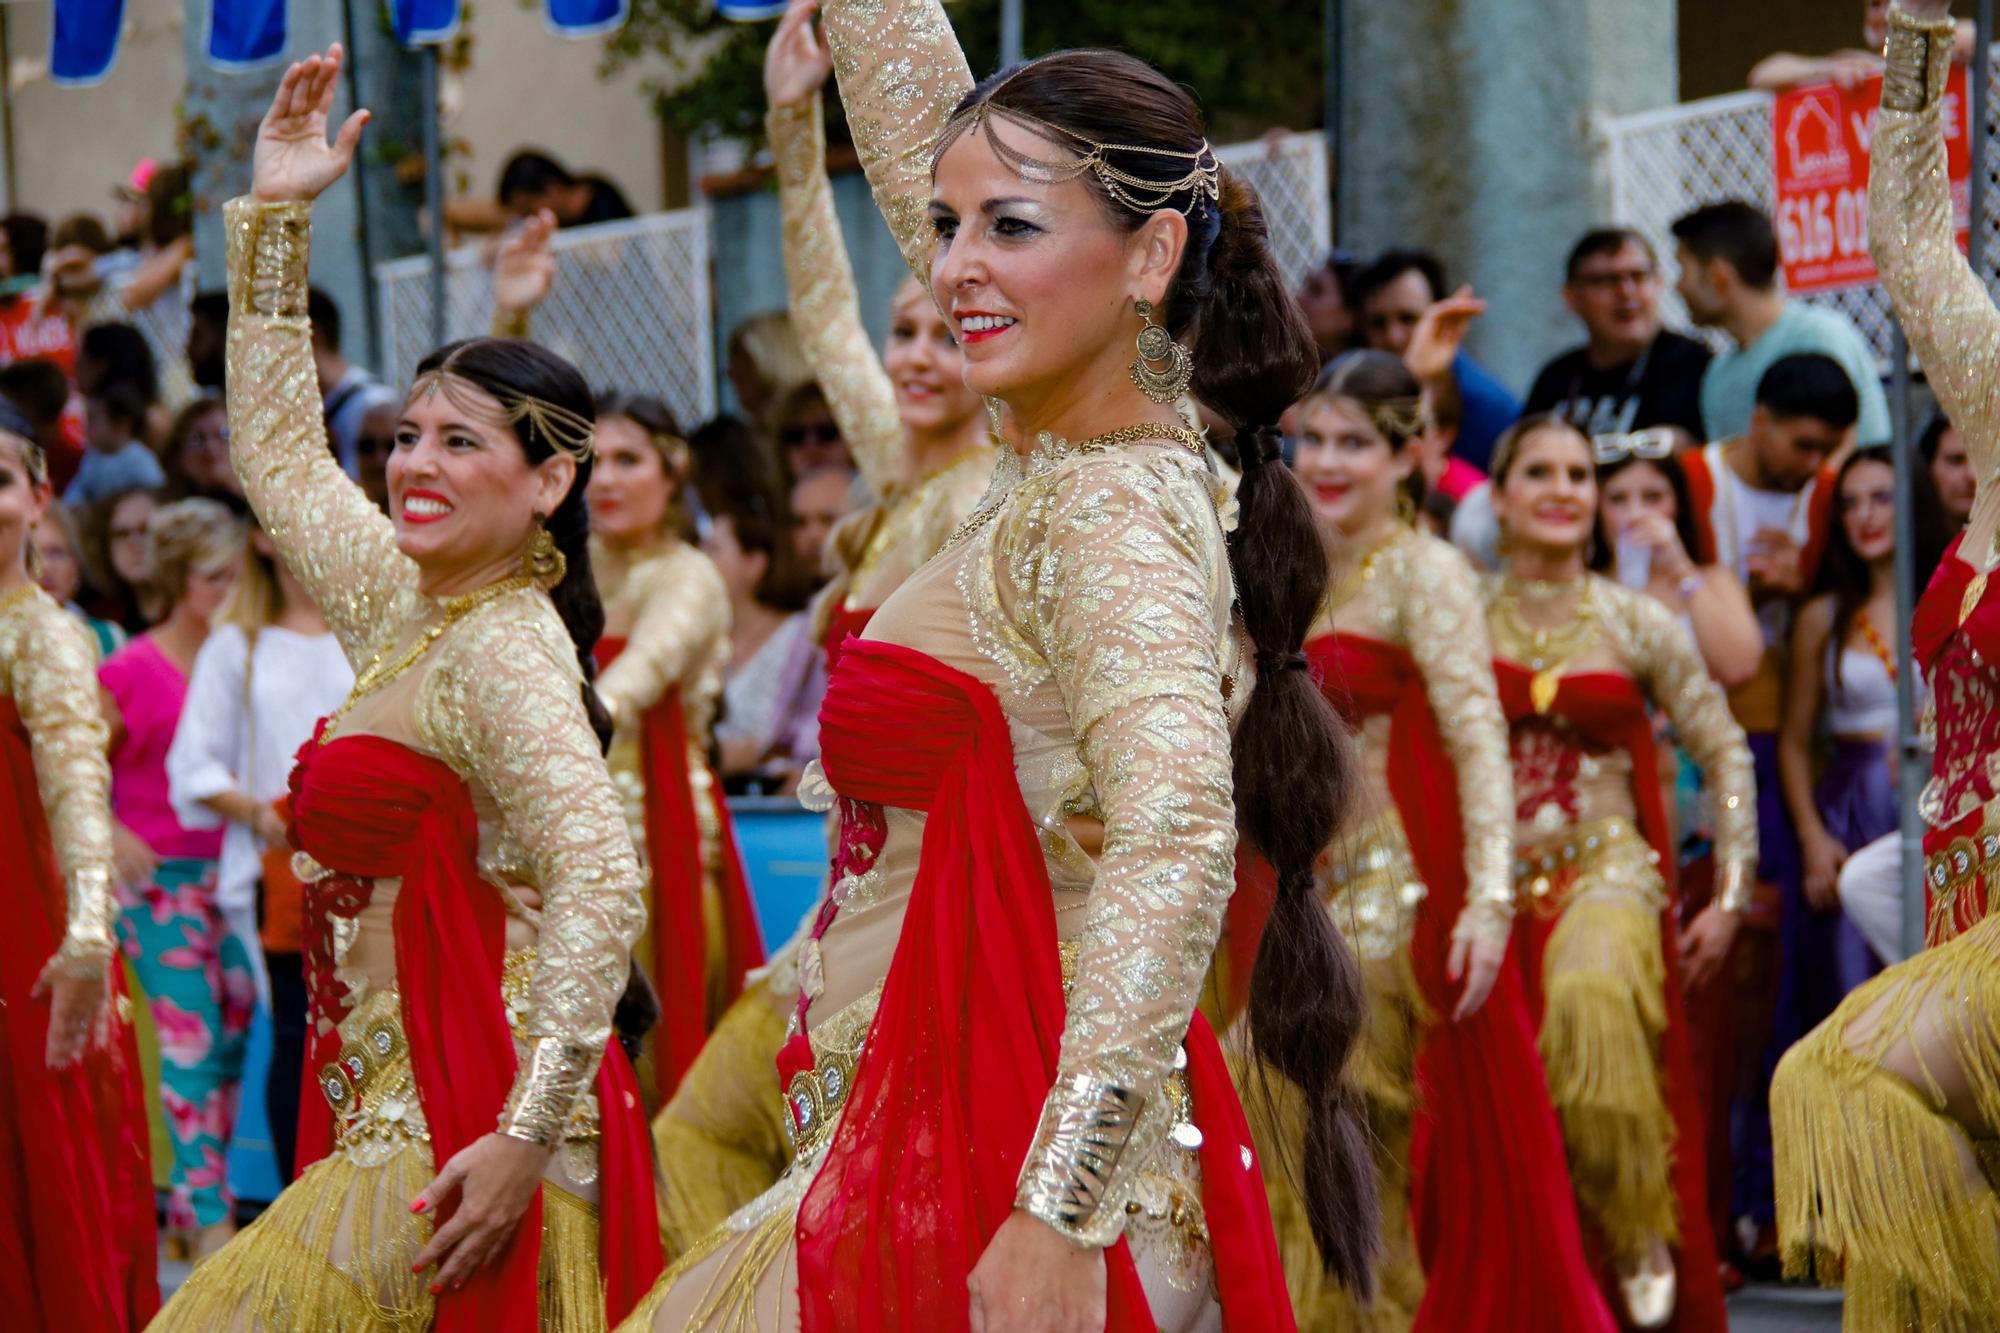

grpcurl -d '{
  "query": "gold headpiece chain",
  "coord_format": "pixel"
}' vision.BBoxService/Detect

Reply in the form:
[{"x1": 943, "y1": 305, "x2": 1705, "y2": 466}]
[
  {"x1": 411, "y1": 355, "x2": 596, "y2": 463},
  {"x1": 935, "y1": 102, "x2": 1221, "y2": 217}
]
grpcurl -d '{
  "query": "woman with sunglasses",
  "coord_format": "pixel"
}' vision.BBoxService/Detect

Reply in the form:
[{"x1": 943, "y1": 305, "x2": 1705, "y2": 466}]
[
  {"x1": 1775, "y1": 10, "x2": 2000, "y2": 1308},
  {"x1": 1268, "y1": 350, "x2": 1613, "y2": 1331},
  {"x1": 1484, "y1": 415, "x2": 1754, "y2": 1329}
]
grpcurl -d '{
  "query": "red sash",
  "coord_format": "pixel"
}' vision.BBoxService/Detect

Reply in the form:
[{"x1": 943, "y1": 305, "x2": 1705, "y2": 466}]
[
  {"x1": 1305, "y1": 634, "x2": 1615, "y2": 1332},
  {"x1": 0, "y1": 698, "x2": 158, "y2": 1331},
  {"x1": 823, "y1": 601, "x2": 876, "y2": 677},
  {"x1": 1492, "y1": 667, "x2": 1725, "y2": 1332},
  {"x1": 288, "y1": 732, "x2": 661, "y2": 1330},
  {"x1": 597, "y1": 638, "x2": 765, "y2": 1099},
  {"x1": 796, "y1": 638, "x2": 1292, "y2": 1331}
]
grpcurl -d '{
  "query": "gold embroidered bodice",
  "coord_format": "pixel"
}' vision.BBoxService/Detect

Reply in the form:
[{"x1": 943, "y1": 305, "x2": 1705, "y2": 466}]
[
  {"x1": 224, "y1": 197, "x2": 647, "y2": 1143},
  {"x1": 1320, "y1": 528, "x2": 1516, "y2": 946},
  {"x1": 1874, "y1": 14, "x2": 2000, "y2": 833},
  {"x1": 0, "y1": 585, "x2": 117, "y2": 973},
  {"x1": 1482, "y1": 574, "x2": 1758, "y2": 910},
  {"x1": 768, "y1": 96, "x2": 995, "y2": 611}
]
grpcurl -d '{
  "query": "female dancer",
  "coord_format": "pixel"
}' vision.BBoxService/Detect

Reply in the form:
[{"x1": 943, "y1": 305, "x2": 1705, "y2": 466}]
[
  {"x1": 1484, "y1": 416, "x2": 1754, "y2": 1329},
  {"x1": 1779, "y1": 446, "x2": 1947, "y2": 971},
  {"x1": 1774, "y1": 5, "x2": 2000, "y2": 1326},
  {"x1": 0, "y1": 402, "x2": 158, "y2": 1330},
  {"x1": 164, "y1": 518, "x2": 353, "y2": 1182},
  {"x1": 99, "y1": 496, "x2": 247, "y2": 1258},
  {"x1": 622, "y1": 0, "x2": 1379, "y2": 1326},
  {"x1": 155, "y1": 46, "x2": 659, "y2": 1329},
  {"x1": 1268, "y1": 352, "x2": 1612, "y2": 1331}
]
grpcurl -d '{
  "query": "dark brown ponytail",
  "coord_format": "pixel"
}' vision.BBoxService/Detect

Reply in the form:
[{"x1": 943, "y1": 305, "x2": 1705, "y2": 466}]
[{"x1": 956, "y1": 55, "x2": 1379, "y2": 1292}]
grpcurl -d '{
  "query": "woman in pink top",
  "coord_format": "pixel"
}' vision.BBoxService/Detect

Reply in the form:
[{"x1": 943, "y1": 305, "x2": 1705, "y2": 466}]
[{"x1": 99, "y1": 497, "x2": 246, "y2": 1260}]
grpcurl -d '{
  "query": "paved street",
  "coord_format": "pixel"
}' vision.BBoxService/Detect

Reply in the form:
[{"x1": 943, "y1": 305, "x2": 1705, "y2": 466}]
[{"x1": 1728, "y1": 1283, "x2": 1844, "y2": 1331}]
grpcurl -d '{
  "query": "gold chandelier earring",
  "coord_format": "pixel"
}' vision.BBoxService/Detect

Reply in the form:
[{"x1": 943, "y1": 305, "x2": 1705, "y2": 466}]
[
  {"x1": 524, "y1": 514, "x2": 567, "y2": 587},
  {"x1": 1129, "y1": 299, "x2": 1193, "y2": 404}
]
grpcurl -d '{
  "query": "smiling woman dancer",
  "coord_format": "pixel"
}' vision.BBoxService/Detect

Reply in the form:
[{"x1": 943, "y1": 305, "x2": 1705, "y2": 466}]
[
  {"x1": 617, "y1": 0, "x2": 1379, "y2": 1327},
  {"x1": 152, "y1": 47, "x2": 660, "y2": 1332},
  {"x1": 1773, "y1": 5, "x2": 2000, "y2": 1328},
  {"x1": 1483, "y1": 416, "x2": 1753, "y2": 1331},
  {"x1": 0, "y1": 399, "x2": 158, "y2": 1331}
]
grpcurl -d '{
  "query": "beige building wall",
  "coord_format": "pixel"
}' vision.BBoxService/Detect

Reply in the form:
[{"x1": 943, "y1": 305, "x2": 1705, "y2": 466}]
[{"x1": 0, "y1": 0, "x2": 678, "y2": 227}]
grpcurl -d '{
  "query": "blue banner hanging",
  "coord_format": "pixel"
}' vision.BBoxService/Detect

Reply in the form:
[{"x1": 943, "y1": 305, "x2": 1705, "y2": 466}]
[
  {"x1": 51, "y1": 0, "x2": 125, "y2": 86},
  {"x1": 207, "y1": 0, "x2": 287, "y2": 71},
  {"x1": 392, "y1": 0, "x2": 462, "y2": 45},
  {"x1": 715, "y1": 2, "x2": 788, "y2": 19},
  {"x1": 547, "y1": 0, "x2": 628, "y2": 37}
]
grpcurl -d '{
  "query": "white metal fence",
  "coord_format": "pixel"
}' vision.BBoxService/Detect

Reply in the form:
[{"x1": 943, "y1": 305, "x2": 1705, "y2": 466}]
[
  {"x1": 1218, "y1": 131, "x2": 1333, "y2": 294},
  {"x1": 1603, "y1": 66, "x2": 2000, "y2": 374},
  {"x1": 374, "y1": 209, "x2": 716, "y2": 431}
]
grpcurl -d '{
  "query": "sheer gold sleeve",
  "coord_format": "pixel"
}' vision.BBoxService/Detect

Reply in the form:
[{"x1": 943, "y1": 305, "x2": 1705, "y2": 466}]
[
  {"x1": 769, "y1": 98, "x2": 907, "y2": 494},
  {"x1": 420, "y1": 596, "x2": 648, "y2": 1143},
  {"x1": 3, "y1": 594, "x2": 116, "y2": 974},
  {"x1": 1395, "y1": 536, "x2": 1516, "y2": 946},
  {"x1": 1872, "y1": 8, "x2": 2000, "y2": 491},
  {"x1": 820, "y1": 0, "x2": 974, "y2": 284},
  {"x1": 998, "y1": 450, "x2": 1237, "y2": 1245},
  {"x1": 1608, "y1": 583, "x2": 1759, "y2": 911},
  {"x1": 596, "y1": 545, "x2": 731, "y2": 733},
  {"x1": 224, "y1": 197, "x2": 417, "y2": 665}
]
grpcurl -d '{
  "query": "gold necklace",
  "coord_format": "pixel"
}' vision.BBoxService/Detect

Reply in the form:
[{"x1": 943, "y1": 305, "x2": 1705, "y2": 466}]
[
  {"x1": 1325, "y1": 525, "x2": 1409, "y2": 614},
  {"x1": 322, "y1": 574, "x2": 537, "y2": 737},
  {"x1": 1492, "y1": 575, "x2": 1597, "y2": 715},
  {"x1": 0, "y1": 583, "x2": 37, "y2": 619},
  {"x1": 936, "y1": 422, "x2": 1208, "y2": 556}
]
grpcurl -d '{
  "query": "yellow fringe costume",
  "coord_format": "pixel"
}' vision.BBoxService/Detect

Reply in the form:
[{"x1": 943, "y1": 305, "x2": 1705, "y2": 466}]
[{"x1": 1772, "y1": 11, "x2": 2000, "y2": 1328}]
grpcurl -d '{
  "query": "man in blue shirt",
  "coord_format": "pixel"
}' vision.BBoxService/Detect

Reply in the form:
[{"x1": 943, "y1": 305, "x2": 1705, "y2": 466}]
[
  {"x1": 1671, "y1": 200, "x2": 1891, "y2": 446},
  {"x1": 65, "y1": 381, "x2": 164, "y2": 506},
  {"x1": 1354, "y1": 248, "x2": 1521, "y2": 473}
]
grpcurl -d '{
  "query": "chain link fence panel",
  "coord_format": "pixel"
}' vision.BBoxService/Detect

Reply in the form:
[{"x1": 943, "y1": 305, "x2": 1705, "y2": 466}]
[
  {"x1": 1218, "y1": 131, "x2": 1333, "y2": 294},
  {"x1": 1602, "y1": 62, "x2": 2000, "y2": 375},
  {"x1": 374, "y1": 209, "x2": 716, "y2": 431}
]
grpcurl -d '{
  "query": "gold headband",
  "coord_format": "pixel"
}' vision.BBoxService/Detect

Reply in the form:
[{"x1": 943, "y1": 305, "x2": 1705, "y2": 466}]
[
  {"x1": 933, "y1": 101, "x2": 1220, "y2": 217},
  {"x1": 410, "y1": 357, "x2": 596, "y2": 463},
  {"x1": 1367, "y1": 395, "x2": 1429, "y2": 444}
]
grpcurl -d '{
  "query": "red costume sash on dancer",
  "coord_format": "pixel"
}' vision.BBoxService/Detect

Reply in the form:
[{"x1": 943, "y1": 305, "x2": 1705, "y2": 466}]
[
  {"x1": 1492, "y1": 666, "x2": 1726, "y2": 1331},
  {"x1": 1912, "y1": 537, "x2": 2000, "y2": 938},
  {"x1": 0, "y1": 698, "x2": 158, "y2": 1332},
  {"x1": 794, "y1": 637, "x2": 1293, "y2": 1332},
  {"x1": 288, "y1": 731, "x2": 661, "y2": 1331},
  {"x1": 1303, "y1": 633, "x2": 1615, "y2": 1332},
  {"x1": 823, "y1": 601, "x2": 876, "y2": 677},
  {"x1": 597, "y1": 638, "x2": 765, "y2": 1098}
]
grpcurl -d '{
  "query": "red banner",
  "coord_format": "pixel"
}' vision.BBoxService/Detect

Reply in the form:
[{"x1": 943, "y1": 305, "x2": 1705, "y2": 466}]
[{"x1": 1772, "y1": 68, "x2": 1971, "y2": 295}]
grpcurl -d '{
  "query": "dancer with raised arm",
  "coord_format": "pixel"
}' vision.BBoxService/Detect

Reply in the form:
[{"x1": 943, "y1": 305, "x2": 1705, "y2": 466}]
[
  {"x1": 0, "y1": 399, "x2": 158, "y2": 1331},
  {"x1": 1773, "y1": 5, "x2": 2000, "y2": 1327},
  {"x1": 1483, "y1": 416, "x2": 1753, "y2": 1330},
  {"x1": 617, "y1": 0, "x2": 1378, "y2": 1326},
  {"x1": 153, "y1": 47, "x2": 660, "y2": 1331}
]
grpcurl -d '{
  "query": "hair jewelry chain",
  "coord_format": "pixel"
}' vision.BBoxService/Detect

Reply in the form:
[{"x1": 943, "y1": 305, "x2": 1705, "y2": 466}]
[{"x1": 935, "y1": 101, "x2": 1220, "y2": 217}]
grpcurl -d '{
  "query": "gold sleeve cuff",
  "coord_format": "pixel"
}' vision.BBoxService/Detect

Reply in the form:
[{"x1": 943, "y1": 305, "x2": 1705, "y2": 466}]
[
  {"x1": 767, "y1": 99, "x2": 822, "y2": 188},
  {"x1": 49, "y1": 864, "x2": 118, "y2": 974},
  {"x1": 1452, "y1": 872, "x2": 1517, "y2": 952},
  {"x1": 224, "y1": 197, "x2": 312, "y2": 320},
  {"x1": 1716, "y1": 859, "x2": 1755, "y2": 915},
  {"x1": 498, "y1": 1036, "x2": 597, "y2": 1146},
  {"x1": 1883, "y1": 8, "x2": 1958, "y2": 113},
  {"x1": 1015, "y1": 1072, "x2": 1144, "y2": 1246}
]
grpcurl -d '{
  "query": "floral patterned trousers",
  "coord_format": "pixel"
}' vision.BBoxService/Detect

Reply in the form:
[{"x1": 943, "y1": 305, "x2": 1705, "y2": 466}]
[{"x1": 118, "y1": 857, "x2": 253, "y2": 1229}]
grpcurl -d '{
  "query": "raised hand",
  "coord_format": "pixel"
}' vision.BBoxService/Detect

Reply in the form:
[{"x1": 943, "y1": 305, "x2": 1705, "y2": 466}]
[
  {"x1": 1404, "y1": 285, "x2": 1486, "y2": 386},
  {"x1": 764, "y1": 0, "x2": 833, "y2": 109},
  {"x1": 492, "y1": 211, "x2": 558, "y2": 319},
  {"x1": 253, "y1": 45, "x2": 370, "y2": 205}
]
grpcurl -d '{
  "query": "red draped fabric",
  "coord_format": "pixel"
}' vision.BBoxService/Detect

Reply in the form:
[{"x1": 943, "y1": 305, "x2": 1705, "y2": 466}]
[
  {"x1": 288, "y1": 732, "x2": 661, "y2": 1331},
  {"x1": 823, "y1": 601, "x2": 876, "y2": 678},
  {"x1": 1305, "y1": 633, "x2": 1615, "y2": 1332},
  {"x1": 796, "y1": 637, "x2": 1293, "y2": 1332},
  {"x1": 596, "y1": 638, "x2": 765, "y2": 1099},
  {"x1": 0, "y1": 698, "x2": 157, "y2": 1332},
  {"x1": 1911, "y1": 538, "x2": 2000, "y2": 936},
  {"x1": 1492, "y1": 666, "x2": 1726, "y2": 1332}
]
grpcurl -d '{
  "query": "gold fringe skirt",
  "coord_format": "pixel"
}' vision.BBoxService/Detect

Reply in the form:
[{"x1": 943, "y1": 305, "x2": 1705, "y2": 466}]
[
  {"x1": 147, "y1": 1145, "x2": 606, "y2": 1332},
  {"x1": 1773, "y1": 908, "x2": 2000, "y2": 1332},
  {"x1": 1521, "y1": 819, "x2": 1679, "y2": 1263}
]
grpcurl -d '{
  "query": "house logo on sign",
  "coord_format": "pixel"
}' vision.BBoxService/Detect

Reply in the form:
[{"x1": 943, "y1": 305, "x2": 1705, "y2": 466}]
[{"x1": 1781, "y1": 91, "x2": 1851, "y2": 183}]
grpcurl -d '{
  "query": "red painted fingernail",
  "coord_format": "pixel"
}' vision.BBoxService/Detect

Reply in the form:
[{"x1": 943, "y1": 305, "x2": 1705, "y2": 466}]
[
  {"x1": 410, "y1": 1199, "x2": 427, "y2": 1214},
  {"x1": 411, "y1": 1263, "x2": 423, "y2": 1274},
  {"x1": 429, "y1": 1282, "x2": 442, "y2": 1295}
]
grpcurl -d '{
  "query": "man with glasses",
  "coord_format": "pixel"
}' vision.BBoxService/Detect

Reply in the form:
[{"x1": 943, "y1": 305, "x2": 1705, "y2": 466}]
[{"x1": 1525, "y1": 228, "x2": 1712, "y2": 439}]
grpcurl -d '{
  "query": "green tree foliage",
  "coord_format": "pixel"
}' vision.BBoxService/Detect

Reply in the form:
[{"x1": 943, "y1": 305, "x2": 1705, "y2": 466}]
[{"x1": 608, "y1": 0, "x2": 1323, "y2": 147}]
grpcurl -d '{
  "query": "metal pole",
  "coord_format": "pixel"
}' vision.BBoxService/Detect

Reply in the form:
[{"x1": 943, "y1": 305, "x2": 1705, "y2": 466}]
[
  {"x1": 1324, "y1": 0, "x2": 1343, "y2": 241},
  {"x1": 419, "y1": 45, "x2": 447, "y2": 350},
  {"x1": 1891, "y1": 319, "x2": 1927, "y2": 960},
  {"x1": 1000, "y1": 0, "x2": 1022, "y2": 67},
  {"x1": 1973, "y1": 0, "x2": 1994, "y2": 274},
  {"x1": 341, "y1": 0, "x2": 383, "y2": 373}
]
